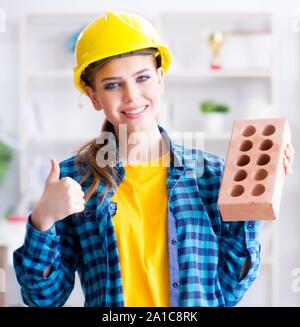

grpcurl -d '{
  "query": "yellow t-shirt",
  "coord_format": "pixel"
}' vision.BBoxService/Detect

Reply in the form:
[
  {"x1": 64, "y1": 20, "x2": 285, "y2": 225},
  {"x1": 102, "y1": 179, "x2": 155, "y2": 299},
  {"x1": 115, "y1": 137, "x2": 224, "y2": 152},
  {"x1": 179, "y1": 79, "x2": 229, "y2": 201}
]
[{"x1": 111, "y1": 153, "x2": 170, "y2": 306}]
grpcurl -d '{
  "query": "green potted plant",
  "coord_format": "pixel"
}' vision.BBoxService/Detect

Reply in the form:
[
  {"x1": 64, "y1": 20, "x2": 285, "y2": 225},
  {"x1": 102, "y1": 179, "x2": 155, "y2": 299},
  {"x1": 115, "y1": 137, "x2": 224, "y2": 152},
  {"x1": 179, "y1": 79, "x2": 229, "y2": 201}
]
[
  {"x1": 199, "y1": 99, "x2": 230, "y2": 133},
  {"x1": 0, "y1": 141, "x2": 12, "y2": 187}
]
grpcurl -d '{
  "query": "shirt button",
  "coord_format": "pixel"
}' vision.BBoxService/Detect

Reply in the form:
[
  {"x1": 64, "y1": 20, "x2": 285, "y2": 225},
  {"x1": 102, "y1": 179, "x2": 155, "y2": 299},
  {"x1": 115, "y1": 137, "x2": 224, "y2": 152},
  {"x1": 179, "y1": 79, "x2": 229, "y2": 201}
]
[
  {"x1": 49, "y1": 242, "x2": 56, "y2": 249},
  {"x1": 172, "y1": 239, "x2": 177, "y2": 246},
  {"x1": 173, "y1": 282, "x2": 179, "y2": 289},
  {"x1": 248, "y1": 223, "x2": 253, "y2": 230}
]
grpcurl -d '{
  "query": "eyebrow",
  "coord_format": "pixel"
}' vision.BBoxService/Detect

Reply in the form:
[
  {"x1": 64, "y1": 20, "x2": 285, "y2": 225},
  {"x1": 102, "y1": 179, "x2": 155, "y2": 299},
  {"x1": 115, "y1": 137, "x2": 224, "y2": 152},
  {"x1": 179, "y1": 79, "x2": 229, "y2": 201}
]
[{"x1": 101, "y1": 68, "x2": 151, "y2": 82}]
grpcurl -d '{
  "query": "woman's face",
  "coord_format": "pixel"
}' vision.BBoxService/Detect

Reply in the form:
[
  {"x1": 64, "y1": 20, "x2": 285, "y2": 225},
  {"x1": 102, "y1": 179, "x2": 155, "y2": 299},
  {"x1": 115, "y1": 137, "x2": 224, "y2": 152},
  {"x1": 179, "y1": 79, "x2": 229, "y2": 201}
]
[{"x1": 86, "y1": 54, "x2": 164, "y2": 133}]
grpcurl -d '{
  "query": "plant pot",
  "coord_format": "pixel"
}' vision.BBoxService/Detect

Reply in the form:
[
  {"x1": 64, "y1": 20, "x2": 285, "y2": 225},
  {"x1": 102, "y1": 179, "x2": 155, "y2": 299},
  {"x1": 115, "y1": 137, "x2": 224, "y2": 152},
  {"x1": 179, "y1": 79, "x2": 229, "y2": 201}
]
[{"x1": 203, "y1": 112, "x2": 226, "y2": 133}]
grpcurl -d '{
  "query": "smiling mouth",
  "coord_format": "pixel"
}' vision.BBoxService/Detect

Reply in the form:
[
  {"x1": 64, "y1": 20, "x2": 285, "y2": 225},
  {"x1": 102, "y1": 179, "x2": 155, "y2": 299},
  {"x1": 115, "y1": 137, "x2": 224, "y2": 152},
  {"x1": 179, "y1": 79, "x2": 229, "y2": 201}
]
[{"x1": 121, "y1": 105, "x2": 148, "y2": 117}]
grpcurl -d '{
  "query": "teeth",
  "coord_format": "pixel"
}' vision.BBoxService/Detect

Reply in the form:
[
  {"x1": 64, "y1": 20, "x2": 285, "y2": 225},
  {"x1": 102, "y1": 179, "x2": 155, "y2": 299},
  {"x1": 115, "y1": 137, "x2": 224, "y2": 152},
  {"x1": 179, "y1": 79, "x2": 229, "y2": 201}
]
[{"x1": 124, "y1": 106, "x2": 145, "y2": 114}]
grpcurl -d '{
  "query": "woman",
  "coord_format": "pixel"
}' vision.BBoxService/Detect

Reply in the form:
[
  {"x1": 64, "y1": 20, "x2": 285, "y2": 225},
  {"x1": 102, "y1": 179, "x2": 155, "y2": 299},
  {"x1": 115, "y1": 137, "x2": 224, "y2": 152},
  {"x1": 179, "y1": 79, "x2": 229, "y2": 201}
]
[{"x1": 13, "y1": 11, "x2": 294, "y2": 307}]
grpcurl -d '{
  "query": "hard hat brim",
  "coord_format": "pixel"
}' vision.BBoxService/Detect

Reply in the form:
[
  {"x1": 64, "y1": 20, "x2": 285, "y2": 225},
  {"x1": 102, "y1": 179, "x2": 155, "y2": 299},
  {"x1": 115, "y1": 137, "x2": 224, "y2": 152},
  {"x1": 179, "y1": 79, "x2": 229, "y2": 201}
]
[{"x1": 74, "y1": 45, "x2": 172, "y2": 95}]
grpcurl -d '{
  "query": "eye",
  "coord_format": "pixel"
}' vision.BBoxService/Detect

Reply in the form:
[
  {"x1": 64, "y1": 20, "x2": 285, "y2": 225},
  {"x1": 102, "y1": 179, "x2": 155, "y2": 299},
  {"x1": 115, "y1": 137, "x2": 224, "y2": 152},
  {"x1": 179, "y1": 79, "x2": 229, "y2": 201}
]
[
  {"x1": 104, "y1": 82, "x2": 121, "y2": 90},
  {"x1": 137, "y1": 75, "x2": 150, "y2": 82}
]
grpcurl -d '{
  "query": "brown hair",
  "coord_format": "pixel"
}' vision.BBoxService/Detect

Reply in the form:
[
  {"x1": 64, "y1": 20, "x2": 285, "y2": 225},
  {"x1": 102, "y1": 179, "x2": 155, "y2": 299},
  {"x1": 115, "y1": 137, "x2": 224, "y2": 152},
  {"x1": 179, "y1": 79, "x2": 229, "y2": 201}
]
[
  {"x1": 75, "y1": 119, "x2": 118, "y2": 205},
  {"x1": 75, "y1": 48, "x2": 161, "y2": 205}
]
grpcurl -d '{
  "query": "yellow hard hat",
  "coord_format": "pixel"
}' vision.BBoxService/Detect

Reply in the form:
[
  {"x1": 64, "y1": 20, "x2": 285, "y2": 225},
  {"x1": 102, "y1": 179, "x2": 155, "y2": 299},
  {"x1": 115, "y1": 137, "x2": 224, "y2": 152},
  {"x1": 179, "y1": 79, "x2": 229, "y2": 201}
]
[{"x1": 73, "y1": 11, "x2": 172, "y2": 94}]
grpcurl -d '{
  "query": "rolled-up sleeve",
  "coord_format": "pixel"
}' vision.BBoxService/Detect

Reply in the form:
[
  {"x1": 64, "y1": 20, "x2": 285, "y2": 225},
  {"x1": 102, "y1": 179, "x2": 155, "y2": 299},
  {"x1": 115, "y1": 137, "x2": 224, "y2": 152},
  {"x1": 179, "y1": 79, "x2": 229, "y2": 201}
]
[
  {"x1": 218, "y1": 219, "x2": 261, "y2": 306},
  {"x1": 202, "y1": 153, "x2": 261, "y2": 306},
  {"x1": 13, "y1": 216, "x2": 79, "y2": 307}
]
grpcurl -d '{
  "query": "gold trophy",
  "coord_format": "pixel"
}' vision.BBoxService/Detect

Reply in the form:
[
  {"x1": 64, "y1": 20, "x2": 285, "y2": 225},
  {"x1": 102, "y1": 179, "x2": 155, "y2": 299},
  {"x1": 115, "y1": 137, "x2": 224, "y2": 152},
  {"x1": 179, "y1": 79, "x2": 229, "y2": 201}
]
[{"x1": 207, "y1": 32, "x2": 226, "y2": 70}]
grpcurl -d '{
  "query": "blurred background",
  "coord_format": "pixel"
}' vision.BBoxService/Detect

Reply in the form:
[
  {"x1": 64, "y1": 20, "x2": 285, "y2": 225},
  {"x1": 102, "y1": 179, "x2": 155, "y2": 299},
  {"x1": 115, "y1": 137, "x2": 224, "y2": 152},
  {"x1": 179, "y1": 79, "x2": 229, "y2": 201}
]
[{"x1": 0, "y1": 0, "x2": 299, "y2": 307}]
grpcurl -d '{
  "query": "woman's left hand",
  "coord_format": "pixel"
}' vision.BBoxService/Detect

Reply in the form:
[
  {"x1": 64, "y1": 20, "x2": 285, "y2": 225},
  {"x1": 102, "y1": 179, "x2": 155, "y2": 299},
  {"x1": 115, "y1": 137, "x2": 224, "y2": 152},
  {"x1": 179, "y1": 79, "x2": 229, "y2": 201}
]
[{"x1": 283, "y1": 143, "x2": 295, "y2": 175}]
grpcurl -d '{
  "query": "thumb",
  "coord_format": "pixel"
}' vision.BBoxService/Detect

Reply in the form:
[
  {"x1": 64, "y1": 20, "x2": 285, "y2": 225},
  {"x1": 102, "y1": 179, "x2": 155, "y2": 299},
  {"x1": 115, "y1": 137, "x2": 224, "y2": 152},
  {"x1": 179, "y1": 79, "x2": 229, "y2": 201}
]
[{"x1": 46, "y1": 156, "x2": 60, "y2": 184}]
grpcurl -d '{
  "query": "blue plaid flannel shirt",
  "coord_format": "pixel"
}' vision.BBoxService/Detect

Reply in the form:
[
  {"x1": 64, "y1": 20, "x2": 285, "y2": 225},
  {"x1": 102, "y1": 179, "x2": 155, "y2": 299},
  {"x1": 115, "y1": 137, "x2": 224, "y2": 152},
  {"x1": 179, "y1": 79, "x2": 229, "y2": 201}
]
[{"x1": 13, "y1": 127, "x2": 261, "y2": 307}]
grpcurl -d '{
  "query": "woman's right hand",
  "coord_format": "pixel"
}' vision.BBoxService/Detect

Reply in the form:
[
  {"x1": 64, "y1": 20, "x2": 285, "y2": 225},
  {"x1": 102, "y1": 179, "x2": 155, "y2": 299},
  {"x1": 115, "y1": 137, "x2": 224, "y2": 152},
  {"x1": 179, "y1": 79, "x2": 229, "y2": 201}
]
[{"x1": 31, "y1": 157, "x2": 85, "y2": 232}]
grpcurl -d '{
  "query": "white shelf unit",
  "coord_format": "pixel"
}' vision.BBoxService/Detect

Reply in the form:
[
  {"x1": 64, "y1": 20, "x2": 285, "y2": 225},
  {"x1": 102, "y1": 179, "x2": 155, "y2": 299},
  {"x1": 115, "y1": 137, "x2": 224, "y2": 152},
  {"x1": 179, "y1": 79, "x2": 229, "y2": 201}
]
[
  {"x1": 19, "y1": 12, "x2": 107, "y2": 207},
  {"x1": 17, "y1": 11, "x2": 280, "y2": 306},
  {"x1": 156, "y1": 11, "x2": 280, "y2": 307}
]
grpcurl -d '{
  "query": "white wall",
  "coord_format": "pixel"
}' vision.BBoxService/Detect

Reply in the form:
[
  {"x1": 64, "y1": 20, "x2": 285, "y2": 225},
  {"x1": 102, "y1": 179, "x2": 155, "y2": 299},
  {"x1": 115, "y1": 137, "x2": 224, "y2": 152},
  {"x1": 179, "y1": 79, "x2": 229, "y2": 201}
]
[{"x1": 0, "y1": 0, "x2": 300, "y2": 306}]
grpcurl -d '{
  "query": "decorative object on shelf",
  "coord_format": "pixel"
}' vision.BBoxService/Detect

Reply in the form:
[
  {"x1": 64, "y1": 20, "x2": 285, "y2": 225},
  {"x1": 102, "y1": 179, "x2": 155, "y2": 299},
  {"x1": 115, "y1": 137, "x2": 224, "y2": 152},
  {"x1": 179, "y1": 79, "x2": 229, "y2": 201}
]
[
  {"x1": 3, "y1": 206, "x2": 27, "y2": 223},
  {"x1": 65, "y1": 26, "x2": 85, "y2": 53},
  {"x1": 64, "y1": 26, "x2": 86, "y2": 67},
  {"x1": 207, "y1": 32, "x2": 227, "y2": 70},
  {"x1": 6, "y1": 215, "x2": 28, "y2": 223},
  {"x1": 0, "y1": 141, "x2": 13, "y2": 188},
  {"x1": 199, "y1": 99, "x2": 230, "y2": 133}
]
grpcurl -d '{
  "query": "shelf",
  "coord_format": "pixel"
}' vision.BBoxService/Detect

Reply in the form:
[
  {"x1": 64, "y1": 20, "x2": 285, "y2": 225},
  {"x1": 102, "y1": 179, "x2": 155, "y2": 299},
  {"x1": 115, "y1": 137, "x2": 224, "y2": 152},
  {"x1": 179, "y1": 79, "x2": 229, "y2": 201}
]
[
  {"x1": 166, "y1": 69, "x2": 273, "y2": 83},
  {"x1": 27, "y1": 69, "x2": 273, "y2": 82},
  {"x1": 26, "y1": 132, "x2": 230, "y2": 146},
  {"x1": 28, "y1": 136, "x2": 93, "y2": 147},
  {"x1": 161, "y1": 10, "x2": 273, "y2": 19},
  {"x1": 28, "y1": 70, "x2": 72, "y2": 80},
  {"x1": 170, "y1": 131, "x2": 230, "y2": 143},
  {"x1": 203, "y1": 132, "x2": 231, "y2": 140}
]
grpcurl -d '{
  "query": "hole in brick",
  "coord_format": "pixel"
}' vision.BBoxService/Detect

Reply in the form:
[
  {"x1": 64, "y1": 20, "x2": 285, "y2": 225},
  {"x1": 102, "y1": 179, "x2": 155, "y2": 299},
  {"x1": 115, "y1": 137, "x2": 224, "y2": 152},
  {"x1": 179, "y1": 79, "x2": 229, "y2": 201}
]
[
  {"x1": 259, "y1": 139, "x2": 273, "y2": 151},
  {"x1": 251, "y1": 184, "x2": 265, "y2": 196},
  {"x1": 262, "y1": 124, "x2": 276, "y2": 136},
  {"x1": 257, "y1": 154, "x2": 271, "y2": 165},
  {"x1": 254, "y1": 169, "x2": 268, "y2": 181},
  {"x1": 239, "y1": 140, "x2": 253, "y2": 152},
  {"x1": 242, "y1": 125, "x2": 256, "y2": 137},
  {"x1": 230, "y1": 185, "x2": 244, "y2": 197},
  {"x1": 234, "y1": 170, "x2": 247, "y2": 181},
  {"x1": 237, "y1": 155, "x2": 250, "y2": 166}
]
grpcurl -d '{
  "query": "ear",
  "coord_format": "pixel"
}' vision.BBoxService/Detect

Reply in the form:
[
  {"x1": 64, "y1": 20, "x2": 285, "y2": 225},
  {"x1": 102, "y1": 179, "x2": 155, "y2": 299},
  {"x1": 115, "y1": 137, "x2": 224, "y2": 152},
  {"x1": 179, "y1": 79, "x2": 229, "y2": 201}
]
[
  {"x1": 85, "y1": 86, "x2": 103, "y2": 111},
  {"x1": 157, "y1": 67, "x2": 165, "y2": 95}
]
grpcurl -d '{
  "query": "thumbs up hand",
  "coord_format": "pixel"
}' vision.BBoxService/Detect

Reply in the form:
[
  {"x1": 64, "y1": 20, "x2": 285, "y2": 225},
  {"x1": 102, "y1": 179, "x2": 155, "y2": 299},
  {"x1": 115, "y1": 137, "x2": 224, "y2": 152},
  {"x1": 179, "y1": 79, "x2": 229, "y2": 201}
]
[
  {"x1": 31, "y1": 157, "x2": 85, "y2": 232},
  {"x1": 46, "y1": 156, "x2": 60, "y2": 184}
]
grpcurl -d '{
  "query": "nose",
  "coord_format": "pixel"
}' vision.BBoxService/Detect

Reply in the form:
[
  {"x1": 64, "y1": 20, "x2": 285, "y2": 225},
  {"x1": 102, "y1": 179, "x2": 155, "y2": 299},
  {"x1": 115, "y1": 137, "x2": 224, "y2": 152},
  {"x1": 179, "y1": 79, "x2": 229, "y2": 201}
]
[{"x1": 122, "y1": 83, "x2": 139, "y2": 103}]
